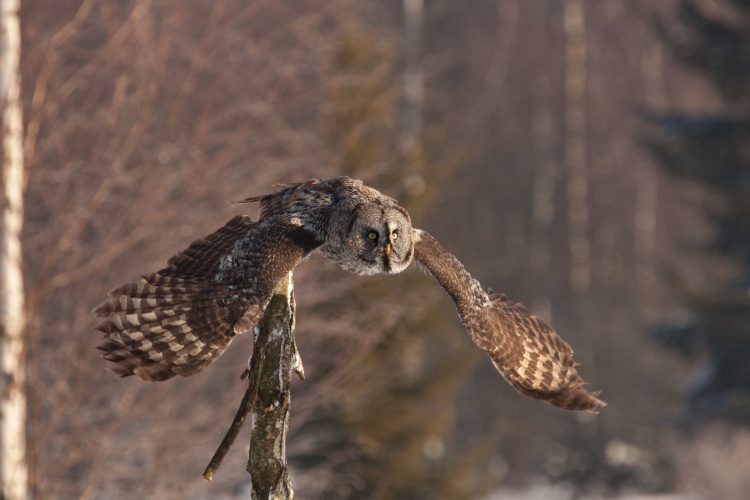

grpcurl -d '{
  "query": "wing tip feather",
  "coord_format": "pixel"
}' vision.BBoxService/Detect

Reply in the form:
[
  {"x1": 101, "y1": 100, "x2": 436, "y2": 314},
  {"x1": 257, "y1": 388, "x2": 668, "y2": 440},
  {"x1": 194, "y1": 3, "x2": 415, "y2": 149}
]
[{"x1": 547, "y1": 386, "x2": 607, "y2": 413}]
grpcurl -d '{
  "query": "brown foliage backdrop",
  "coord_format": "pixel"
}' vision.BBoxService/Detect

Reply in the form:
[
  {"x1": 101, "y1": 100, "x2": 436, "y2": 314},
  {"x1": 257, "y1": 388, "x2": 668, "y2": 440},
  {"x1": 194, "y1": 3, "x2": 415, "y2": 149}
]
[{"x1": 18, "y1": 0, "x2": 745, "y2": 498}]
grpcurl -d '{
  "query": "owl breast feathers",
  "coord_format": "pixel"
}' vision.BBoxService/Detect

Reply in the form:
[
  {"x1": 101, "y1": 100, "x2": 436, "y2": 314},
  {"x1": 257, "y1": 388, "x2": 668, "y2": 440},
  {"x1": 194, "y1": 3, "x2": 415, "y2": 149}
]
[{"x1": 94, "y1": 177, "x2": 605, "y2": 413}]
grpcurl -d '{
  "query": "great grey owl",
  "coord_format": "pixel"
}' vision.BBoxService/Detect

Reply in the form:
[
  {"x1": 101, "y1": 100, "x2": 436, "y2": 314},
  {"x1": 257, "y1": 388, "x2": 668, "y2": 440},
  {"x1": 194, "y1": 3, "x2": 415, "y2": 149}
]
[{"x1": 94, "y1": 177, "x2": 605, "y2": 413}]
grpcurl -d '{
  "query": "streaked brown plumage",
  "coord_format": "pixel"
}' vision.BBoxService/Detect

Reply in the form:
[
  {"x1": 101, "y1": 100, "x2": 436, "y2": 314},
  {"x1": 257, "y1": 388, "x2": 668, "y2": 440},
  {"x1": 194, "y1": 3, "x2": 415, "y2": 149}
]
[{"x1": 95, "y1": 177, "x2": 605, "y2": 412}]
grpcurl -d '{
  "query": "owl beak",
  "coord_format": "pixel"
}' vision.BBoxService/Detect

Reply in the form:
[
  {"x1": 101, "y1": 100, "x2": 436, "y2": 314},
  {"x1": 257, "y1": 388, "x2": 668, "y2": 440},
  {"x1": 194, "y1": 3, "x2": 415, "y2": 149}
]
[{"x1": 384, "y1": 243, "x2": 391, "y2": 256}]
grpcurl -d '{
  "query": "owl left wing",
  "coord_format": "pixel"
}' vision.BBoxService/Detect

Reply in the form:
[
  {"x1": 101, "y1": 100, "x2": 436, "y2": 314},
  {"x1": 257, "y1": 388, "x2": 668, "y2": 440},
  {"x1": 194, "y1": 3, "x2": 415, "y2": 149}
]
[
  {"x1": 93, "y1": 214, "x2": 322, "y2": 381},
  {"x1": 413, "y1": 229, "x2": 605, "y2": 413}
]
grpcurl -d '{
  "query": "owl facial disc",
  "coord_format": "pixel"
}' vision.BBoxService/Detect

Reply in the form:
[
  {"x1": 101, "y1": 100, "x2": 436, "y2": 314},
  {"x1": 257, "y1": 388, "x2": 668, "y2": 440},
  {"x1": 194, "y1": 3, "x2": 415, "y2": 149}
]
[{"x1": 327, "y1": 204, "x2": 414, "y2": 276}]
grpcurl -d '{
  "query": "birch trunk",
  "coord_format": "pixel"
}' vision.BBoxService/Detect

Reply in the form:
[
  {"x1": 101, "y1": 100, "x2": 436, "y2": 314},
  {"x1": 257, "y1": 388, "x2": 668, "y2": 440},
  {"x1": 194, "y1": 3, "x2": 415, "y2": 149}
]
[
  {"x1": 401, "y1": 0, "x2": 425, "y2": 196},
  {"x1": 563, "y1": 0, "x2": 590, "y2": 293},
  {"x1": 248, "y1": 272, "x2": 296, "y2": 499},
  {"x1": 0, "y1": 0, "x2": 28, "y2": 498},
  {"x1": 637, "y1": 46, "x2": 665, "y2": 298},
  {"x1": 401, "y1": 0, "x2": 423, "y2": 156}
]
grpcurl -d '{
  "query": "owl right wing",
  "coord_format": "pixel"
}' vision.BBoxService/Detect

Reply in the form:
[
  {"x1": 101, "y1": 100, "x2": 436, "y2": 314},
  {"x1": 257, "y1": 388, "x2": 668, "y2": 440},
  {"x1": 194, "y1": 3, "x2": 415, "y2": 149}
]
[
  {"x1": 93, "y1": 214, "x2": 322, "y2": 381},
  {"x1": 413, "y1": 229, "x2": 605, "y2": 413}
]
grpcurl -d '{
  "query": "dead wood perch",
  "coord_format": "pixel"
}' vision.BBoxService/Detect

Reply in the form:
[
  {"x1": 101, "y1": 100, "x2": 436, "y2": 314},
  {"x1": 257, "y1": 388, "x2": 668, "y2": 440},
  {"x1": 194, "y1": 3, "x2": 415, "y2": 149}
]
[{"x1": 203, "y1": 272, "x2": 302, "y2": 500}]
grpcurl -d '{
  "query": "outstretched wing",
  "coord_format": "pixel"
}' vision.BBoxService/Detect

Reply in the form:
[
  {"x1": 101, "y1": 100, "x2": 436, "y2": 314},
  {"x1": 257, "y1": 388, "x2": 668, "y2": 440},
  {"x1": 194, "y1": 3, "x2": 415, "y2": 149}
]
[
  {"x1": 93, "y1": 215, "x2": 322, "y2": 381},
  {"x1": 413, "y1": 229, "x2": 605, "y2": 413}
]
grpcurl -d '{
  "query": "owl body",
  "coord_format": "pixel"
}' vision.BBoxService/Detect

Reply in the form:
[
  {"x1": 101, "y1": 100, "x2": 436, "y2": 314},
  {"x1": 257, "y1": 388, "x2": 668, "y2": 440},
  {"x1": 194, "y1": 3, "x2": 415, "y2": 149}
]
[
  {"x1": 95, "y1": 177, "x2": 605, "y2": 412},
  {"x1": 245, "y1": 177, "x2": 415, "y2": 276}
]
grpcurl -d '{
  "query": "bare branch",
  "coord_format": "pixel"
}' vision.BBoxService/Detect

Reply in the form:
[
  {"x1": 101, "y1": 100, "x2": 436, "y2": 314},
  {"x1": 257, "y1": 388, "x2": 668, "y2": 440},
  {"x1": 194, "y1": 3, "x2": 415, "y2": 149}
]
[{"x1": 202, "y1": 381, "x2": 255, "y2": 482}]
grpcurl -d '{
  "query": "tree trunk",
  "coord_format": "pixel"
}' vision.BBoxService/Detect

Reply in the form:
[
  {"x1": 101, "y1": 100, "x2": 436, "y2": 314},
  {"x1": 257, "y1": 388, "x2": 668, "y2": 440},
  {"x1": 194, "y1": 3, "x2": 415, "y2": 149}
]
[
  {"x1": 401, "y1": 0, "x2": 425, "y2": 197},
  {"x1": 637, "y1": 45, "x2": 665, "y2": 300},
  {"x1": 401, "y1": 0, "x2": 423, "y2": 156},
  {"x1": 0, "y1": 0, "x2": 28, "y2": 498},
  {"x1": 563, "y1": 0, "x2": 590, "y2": 293}
]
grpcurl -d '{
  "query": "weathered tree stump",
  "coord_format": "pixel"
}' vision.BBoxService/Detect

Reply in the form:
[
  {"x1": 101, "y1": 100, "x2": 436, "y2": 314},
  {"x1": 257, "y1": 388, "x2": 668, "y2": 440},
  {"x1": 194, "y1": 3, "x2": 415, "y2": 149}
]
[{"x1": 204, "y1": 272, "x2": 302, "y2": 500}]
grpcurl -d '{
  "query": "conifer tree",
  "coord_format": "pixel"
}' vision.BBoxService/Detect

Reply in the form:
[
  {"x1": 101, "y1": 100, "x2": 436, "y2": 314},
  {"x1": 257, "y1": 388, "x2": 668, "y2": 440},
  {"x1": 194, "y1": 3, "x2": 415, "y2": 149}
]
[{"x1": 647, "y1": 0, "x2": 750, "y2": 425}]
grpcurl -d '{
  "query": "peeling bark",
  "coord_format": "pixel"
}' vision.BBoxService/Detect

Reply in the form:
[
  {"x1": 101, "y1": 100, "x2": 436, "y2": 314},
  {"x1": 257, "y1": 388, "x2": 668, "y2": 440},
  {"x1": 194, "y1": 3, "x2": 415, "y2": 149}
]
[
  {"x1": 248, "y1": 272, "x2": 295, "y2": 499},
  {"x1": 0, "y1": 0, "x2": 28, "y2": 498},
  {"x1": 203, "y1": 272, "x2": 299, "y2": 499}
]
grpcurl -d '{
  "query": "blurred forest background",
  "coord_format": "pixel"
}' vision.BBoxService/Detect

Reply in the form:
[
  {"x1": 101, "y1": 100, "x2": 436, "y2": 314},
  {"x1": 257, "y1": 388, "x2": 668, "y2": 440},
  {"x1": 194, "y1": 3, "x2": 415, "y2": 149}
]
[{"x1": 8, "y1": 0, "x2": 750, "y2": 498}]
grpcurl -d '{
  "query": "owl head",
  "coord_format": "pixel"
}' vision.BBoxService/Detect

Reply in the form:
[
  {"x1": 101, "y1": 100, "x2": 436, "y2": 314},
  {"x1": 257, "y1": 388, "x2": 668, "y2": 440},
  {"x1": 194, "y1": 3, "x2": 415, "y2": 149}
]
[{"x1": 325, "y1": 202, "x2": 414, "y2": 276}]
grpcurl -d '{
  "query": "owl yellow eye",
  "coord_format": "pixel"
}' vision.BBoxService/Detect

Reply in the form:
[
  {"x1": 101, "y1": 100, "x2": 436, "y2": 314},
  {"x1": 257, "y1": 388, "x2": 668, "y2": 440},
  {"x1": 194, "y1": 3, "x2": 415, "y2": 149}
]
[
  {"x1": 391, "y1": 231, "x2": 398, "y2": 240},
  {"x1": 367, "y1": 231, "x2": 378, "y2": 240}
]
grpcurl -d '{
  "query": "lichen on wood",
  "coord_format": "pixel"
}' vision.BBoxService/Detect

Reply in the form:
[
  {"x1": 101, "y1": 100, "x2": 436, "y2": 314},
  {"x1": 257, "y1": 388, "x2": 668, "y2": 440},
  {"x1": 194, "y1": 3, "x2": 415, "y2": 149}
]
[
  {"x1": 203, "y1": 272, "x2": 299, "y2": 500},
  {"x1": 247, "y1": 272, "x2": 296, "y2": 499}
]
